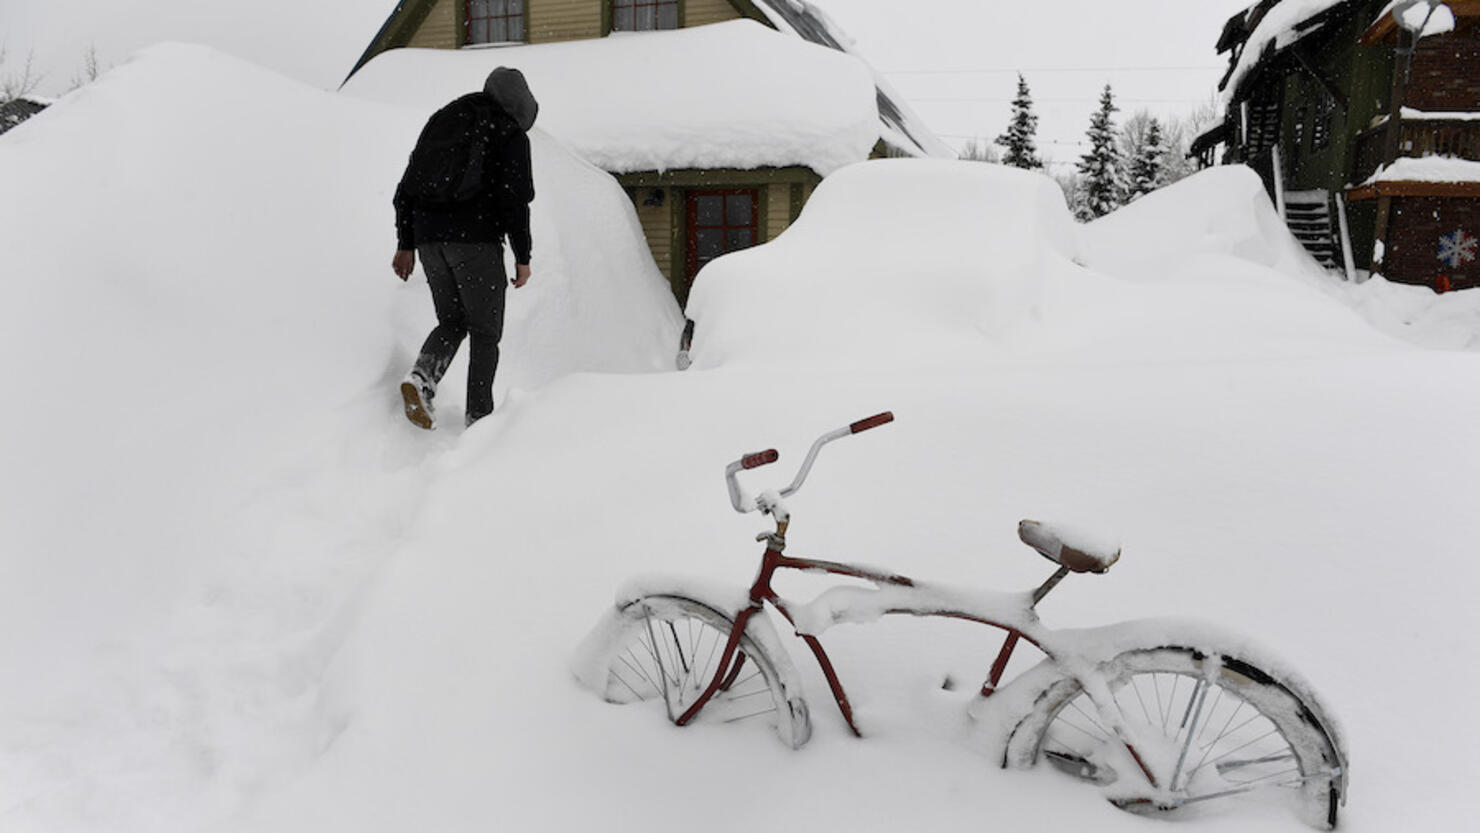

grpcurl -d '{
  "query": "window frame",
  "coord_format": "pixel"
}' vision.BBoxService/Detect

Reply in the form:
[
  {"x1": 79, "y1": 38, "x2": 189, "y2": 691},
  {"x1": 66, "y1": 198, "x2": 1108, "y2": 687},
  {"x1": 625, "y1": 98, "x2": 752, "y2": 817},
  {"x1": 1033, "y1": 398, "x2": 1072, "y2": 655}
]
[
  {"x1": 466, "y1": 0, "x2": 526, "y2": 46},
  {"x1": 610, "y1": 0, "x2": 681, "y2": 33}
]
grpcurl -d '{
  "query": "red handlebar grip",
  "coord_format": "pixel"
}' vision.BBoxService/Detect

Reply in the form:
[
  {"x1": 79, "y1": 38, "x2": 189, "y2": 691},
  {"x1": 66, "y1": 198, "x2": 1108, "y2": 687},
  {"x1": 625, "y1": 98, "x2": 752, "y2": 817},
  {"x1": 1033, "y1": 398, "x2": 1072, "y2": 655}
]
[
  {"x1": 849, "y1": 411, "x2": 894, "y2": 434},
  {"x1": 742, "y1": 449, "x2": 780, "y2": 469}
]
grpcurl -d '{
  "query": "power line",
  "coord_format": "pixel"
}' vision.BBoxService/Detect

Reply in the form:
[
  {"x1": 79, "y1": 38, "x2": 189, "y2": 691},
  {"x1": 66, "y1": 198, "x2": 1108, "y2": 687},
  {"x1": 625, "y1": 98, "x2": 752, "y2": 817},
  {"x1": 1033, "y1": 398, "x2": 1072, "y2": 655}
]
[
  {"x1": 910, "y1": 96, "x2": 1215, "y2": 104},
  {"x1": 881, "y1": 65, "x2": 1224, "y2": 75}
]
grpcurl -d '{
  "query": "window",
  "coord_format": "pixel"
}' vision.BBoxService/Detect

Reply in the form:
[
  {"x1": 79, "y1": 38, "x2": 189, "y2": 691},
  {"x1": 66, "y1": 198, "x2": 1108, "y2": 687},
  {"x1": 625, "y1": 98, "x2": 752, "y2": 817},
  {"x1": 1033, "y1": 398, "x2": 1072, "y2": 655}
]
[
  {"x1": 1313, "y1": 96, "x2": 1334, "y2": 151},
  {"x1": 612, "y1": 0, "x2": 679, "y2": 32},
  {"x1": 686, "y1": 189, "x2": 758, "y2": 287},
  {"x1": 467, "y1": 0, "x2": 525, "y2": 45}
]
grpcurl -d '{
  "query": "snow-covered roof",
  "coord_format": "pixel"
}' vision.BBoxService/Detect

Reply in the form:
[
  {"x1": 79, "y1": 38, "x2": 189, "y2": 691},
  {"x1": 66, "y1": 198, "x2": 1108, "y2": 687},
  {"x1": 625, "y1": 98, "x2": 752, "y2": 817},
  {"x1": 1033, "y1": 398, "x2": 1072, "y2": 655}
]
[
  {"x1": 0, "y1": 96, "x2": 51, "y2": 135},
  {"x1": 341, "y1": 20, "x2": 879, "y2": 176},
  {"x1": 1221, "y1": 0, "x2": 1355, "y2": 101},
  {"x1": 748, "y1": 0, "x2": 952, "y2": 158},
  {"x1": 1366, "y1": 155, "x2": 1480, "y2": 184}
]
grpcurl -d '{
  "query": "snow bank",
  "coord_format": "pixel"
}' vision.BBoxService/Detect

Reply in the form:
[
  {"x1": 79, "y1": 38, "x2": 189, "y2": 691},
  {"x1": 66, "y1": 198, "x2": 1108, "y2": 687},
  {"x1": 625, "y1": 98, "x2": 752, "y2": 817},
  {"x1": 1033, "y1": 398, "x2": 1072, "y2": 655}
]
[
  {"x1": 6, "y1": 35, "x2": 1480, "y2": 833},
  {"x1": 1082, "y1": 166, "x2": 1320, "y2": 280},
  {"x1": 342, "y1": 20, "x2": 879, "y2": 176},
  {"x1": 686, "y1": 161, "x2": 1396, "y2": 371},
  {"x1": 685, "y1": 159, "x2": 1081, "y2": 369},
  {"x1": 0, "y1": 41, "x2": 676, "y2": 829}
]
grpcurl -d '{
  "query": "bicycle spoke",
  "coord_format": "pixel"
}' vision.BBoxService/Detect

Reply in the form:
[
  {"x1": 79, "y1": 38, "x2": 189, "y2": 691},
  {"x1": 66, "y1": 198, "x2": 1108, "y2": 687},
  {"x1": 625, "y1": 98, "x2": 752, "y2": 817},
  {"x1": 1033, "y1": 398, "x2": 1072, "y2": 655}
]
[
  {"x1": 1129, "y1": 675, "x2": 1155, "y2": 727},
  {"x1": 1163, "y1": 674, "x2": 1181, "y2": 733},
  {"x1": 616, "y1": 649, "x2": 662, "y2": 696},
  {"x1": 1066, "y1": 699, "x2": 1111, "y2": 737},
  {"x1": 1180, "y1": 767, "x2": 1326, "y2": 804},
  {"x1": 1170, "y1": 677, "x2": 1210, "y2": 791},
  {"x1": 1198, "y1": 727, "x2": 1281, "y2": 772},
  {"x1": 1189, "y1": 700, "x2": 1248, "y2": 778},
  {"x1": 1216, "y1": 752, "x2": 1295, "y2": 774},
  {"x1": 1151, "y1": 674, "x2": 1166, "y2": 733}
]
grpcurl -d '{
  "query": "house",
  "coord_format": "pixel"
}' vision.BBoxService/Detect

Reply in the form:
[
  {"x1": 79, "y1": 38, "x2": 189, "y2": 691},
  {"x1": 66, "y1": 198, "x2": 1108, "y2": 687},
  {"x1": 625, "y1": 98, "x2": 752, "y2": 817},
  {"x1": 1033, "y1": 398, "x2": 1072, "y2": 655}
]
[
  {"x1": 1192, "y1": 0, "x2": 1480, "y2": 292},
  {"x1": 344, "y1": 0, "x2": 948, "y2": 305},
  {"x1": 0, "y1": 96, "x2": 50, "y2": 136}
]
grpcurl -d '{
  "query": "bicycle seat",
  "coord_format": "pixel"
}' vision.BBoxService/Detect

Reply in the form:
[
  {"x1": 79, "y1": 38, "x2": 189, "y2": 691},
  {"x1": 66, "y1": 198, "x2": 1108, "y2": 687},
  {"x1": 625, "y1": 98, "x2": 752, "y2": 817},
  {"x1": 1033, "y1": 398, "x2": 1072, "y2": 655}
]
[{"x1": 1018, "y1": 520, "x2": 1121, "y2": 574}]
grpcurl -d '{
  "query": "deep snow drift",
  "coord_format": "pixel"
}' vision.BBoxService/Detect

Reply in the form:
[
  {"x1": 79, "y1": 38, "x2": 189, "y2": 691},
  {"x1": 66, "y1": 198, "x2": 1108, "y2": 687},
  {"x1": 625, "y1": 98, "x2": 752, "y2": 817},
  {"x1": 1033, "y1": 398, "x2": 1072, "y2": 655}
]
[{"x1": 3, "y1": 42, "x2": 1480, "y2": 833}]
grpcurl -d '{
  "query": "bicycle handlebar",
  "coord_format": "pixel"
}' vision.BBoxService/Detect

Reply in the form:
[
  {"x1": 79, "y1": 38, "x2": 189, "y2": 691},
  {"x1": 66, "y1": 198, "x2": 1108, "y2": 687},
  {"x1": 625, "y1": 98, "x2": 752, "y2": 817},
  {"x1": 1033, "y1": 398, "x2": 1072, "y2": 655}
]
[
  {"x1": 850, "y1": 412, "x2": 894, "y2": 434},
  {"x1": 725, "y1": 411, "x2": 894, "y2": 514},
  {"x1": 741, "y1": 449, "x2": 779, "y2": 469}
]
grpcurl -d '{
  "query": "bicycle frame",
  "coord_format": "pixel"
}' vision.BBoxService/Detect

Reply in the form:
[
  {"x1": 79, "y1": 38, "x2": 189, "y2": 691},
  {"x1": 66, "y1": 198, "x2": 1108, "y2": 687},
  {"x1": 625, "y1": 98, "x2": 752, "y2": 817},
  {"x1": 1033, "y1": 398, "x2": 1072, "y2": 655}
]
[{"x1": 686, "y1": 411, "x2": 1164, "y2": 787}]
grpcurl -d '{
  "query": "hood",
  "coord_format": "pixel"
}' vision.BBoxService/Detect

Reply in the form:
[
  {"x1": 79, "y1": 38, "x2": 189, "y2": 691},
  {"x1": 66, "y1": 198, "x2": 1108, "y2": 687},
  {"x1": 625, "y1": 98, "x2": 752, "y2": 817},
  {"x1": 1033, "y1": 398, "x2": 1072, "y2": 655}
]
[{"x1": 483, "y1": 67, "x2": 538, "y2": 132}]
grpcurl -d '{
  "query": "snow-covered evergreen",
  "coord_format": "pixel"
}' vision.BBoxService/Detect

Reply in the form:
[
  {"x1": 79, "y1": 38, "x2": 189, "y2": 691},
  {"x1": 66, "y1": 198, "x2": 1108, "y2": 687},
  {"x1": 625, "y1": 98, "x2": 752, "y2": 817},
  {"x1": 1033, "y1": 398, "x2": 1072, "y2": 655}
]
[
  {"x1": 1073, "y1": 84, "x2": 1124, "y2": 221},
  {"x1": 1124, "y1": 117, "x2": 1167, "y2": 202},
  {"x1": 994, "y1": 73, "x2": 1043, "y2": 170}
]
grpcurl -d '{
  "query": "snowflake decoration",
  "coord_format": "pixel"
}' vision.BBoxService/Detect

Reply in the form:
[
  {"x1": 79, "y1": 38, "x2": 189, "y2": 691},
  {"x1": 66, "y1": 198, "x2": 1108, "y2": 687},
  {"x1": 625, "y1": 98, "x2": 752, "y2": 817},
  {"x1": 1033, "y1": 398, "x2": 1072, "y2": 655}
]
[{"x1": 1437, "y1": 229, "x2": 1477, "y2": 269}]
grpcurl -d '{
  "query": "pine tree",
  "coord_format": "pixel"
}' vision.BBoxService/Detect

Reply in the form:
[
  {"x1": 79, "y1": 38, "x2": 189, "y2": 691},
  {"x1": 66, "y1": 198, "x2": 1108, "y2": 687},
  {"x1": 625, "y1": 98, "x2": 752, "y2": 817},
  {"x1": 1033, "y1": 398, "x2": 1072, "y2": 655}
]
[
  {"x1": 1125, "y1": 118, "x2": 1167, "y2": 201},
  {"x1": 1074, "y1": 84, "x2": 1124, "y2": 221},
  {"x1": 994, "y1": 74, "x2": 1043, "y2": 170}
]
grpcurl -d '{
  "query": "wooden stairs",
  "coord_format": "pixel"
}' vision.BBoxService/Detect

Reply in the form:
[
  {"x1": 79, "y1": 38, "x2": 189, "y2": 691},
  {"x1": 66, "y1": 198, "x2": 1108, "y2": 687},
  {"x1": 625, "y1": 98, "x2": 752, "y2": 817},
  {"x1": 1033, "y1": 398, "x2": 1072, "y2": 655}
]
[{"x1": 1283, "y1": 190, "x2": 1341, "y2": 270}]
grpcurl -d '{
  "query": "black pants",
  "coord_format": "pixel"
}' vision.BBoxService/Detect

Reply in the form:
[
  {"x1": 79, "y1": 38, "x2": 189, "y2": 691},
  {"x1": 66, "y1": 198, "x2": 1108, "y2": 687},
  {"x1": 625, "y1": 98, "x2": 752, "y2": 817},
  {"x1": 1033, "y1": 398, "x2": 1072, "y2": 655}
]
[{"x1": 413, "y1": 241, "x2": 507, "y2": 424}]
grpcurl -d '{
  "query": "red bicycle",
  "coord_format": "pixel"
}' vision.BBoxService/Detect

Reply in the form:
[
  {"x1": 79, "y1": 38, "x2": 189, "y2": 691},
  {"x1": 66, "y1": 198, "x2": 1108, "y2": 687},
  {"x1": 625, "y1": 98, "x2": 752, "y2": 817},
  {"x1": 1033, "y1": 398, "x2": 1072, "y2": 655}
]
[{"x1": 575, "y1": 413, "x2": 1348, "y2": 828}]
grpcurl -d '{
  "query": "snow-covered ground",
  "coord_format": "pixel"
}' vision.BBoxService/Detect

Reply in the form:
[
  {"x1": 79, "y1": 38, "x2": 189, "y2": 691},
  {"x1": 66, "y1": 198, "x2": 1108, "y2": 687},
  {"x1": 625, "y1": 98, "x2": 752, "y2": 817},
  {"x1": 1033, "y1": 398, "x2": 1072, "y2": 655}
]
[{"x1": 3, "y1": 43, "x2": 1480, "y2": 833}]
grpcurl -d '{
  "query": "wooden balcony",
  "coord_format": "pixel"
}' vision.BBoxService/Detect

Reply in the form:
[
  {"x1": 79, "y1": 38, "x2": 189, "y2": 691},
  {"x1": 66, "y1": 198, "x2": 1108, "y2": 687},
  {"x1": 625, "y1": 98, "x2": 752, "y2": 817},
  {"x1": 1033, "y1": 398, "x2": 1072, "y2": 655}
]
[{"x1": 1352, "y1": 119, "x2": 1480, "y2": 184}]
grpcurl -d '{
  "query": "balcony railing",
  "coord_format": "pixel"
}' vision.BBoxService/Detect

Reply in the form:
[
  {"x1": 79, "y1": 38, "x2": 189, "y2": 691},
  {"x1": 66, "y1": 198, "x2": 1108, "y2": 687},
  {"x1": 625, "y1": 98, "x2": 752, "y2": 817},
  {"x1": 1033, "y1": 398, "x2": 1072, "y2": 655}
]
[{"x1": 1352, "y1": 119, "x2": 1480, "y2": 184}]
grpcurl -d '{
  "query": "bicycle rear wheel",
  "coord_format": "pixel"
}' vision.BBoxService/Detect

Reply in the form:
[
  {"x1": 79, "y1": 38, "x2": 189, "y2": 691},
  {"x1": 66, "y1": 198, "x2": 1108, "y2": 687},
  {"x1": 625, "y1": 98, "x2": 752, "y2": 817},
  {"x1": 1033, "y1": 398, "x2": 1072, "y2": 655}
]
[
  {"x1": 1005, "y1": 647, "x2": 1345, "y2": 829},
  {"x1": 599, "y1": 594, "x2": 810, "y2": 749}
]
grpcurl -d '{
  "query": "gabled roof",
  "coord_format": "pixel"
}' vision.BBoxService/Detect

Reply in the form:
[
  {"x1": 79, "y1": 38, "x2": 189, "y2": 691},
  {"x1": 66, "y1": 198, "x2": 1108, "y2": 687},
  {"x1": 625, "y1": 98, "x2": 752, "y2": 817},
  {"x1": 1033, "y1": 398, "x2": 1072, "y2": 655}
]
[
  {"x1": 1217, "y1": 0, "x2": 1366, "y2": 100},
  {"x1": 345, "y1": 0, "x2": 948, "y2": 159},
  {"x1": 745, "y1": 0, "x2": 951, "y2": 158}
]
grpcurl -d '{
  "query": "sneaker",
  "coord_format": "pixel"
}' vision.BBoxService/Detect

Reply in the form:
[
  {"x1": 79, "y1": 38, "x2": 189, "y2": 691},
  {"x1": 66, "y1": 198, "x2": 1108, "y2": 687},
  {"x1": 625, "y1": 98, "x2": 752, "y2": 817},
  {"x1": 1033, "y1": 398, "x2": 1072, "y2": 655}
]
[{"x1": 400, "y1": 372, "x2": 435, "y2": 430}]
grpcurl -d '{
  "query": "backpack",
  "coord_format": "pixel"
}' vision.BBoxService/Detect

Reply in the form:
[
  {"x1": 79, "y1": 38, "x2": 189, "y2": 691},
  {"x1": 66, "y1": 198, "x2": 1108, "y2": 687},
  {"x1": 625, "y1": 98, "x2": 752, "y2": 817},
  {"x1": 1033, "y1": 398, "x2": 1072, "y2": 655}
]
[{"x1": 403, "y1": 94, "x2": 497, "y2": 204}]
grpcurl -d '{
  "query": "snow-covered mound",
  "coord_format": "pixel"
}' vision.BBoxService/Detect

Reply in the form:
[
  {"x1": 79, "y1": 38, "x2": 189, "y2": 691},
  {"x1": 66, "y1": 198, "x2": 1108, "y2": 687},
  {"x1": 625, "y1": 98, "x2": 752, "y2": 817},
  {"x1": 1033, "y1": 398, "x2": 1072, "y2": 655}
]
[
  {"x1": 1080, "y1": 166, "x2": 1320, "y2": 281},
  {"x1": 686, "y1": 159, "x2": 1081, "y2": 368},
  {"x1": 1084, "y1": 165, "x2": 1480, "y2": 353},
  {"x1": 688, "y1": 161, "x2": 1400, "y2": 370},
  {"x1": 4, "y1": 39, "x2": 1480, "y2": 833},
  {"x1": 342, "y1": 20, "x2": 879, "y2": 176},
  {"x1": 0, "y1": 42, "x2": 677, "y2": 829}
]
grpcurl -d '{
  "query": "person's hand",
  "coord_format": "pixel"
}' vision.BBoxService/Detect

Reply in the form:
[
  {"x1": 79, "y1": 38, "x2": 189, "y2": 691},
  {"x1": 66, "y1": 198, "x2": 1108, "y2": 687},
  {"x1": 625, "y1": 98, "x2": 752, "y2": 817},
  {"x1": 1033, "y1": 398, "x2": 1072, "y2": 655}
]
[
  {"x1": 392, "y1": 249, "x2": 415, "y2": 281},
  {"x1": 512, "y1": 263, "x2": 532, "y2": 288}
]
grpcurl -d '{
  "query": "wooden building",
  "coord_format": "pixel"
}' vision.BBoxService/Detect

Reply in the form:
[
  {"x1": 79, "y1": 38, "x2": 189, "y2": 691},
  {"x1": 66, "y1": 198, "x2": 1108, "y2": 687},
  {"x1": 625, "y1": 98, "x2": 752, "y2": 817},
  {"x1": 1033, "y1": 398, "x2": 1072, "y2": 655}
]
[
  {"x1": 346, "y1": 0, "x2": 946, "y2": 305},
  {"x1": 1193, "y1": 0, "x2": 1480, "y2": 291}
]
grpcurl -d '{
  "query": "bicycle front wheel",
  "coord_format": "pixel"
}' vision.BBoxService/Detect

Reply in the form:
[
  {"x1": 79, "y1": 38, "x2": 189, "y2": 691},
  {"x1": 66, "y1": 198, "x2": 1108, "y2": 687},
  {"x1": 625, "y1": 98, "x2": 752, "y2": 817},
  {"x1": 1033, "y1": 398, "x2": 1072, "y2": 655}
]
[
  {"x1": 599, "y1": 594, "x2": 810, "y2": 749},
  {"x1": 1005, "y1": 647, "x2": 1345, "y2": 829}
]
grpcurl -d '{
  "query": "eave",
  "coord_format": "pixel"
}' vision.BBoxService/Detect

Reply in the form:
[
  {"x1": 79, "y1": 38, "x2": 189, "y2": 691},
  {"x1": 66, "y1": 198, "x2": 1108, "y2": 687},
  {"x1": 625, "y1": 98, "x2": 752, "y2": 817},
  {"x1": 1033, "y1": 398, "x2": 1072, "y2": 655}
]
[
  {"x1": 1346, "y1": 179, "x2": 1480, "y2": 200},
  {"x1": 1361, "y1": 0, "x2": 1480, "y2": 45}
]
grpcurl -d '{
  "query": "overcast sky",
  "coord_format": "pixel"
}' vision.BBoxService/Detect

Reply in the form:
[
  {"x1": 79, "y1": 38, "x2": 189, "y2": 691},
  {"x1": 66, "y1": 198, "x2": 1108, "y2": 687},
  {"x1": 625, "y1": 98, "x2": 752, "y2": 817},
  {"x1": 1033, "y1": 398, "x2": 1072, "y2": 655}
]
[{"x1": 2, "y1": 0, "x2": 1253, "y2": 166}]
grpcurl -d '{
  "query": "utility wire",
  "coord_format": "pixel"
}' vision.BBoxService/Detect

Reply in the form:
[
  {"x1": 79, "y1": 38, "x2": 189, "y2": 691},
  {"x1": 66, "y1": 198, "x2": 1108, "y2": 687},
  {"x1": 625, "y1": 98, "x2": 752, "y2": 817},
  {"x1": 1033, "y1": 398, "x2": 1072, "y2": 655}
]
[
  {"x1": 881, "y1": 65, "x2": 1224, "y2": 75},
  {"x1": 911, "y1": 96, "x2": 1215, "y2": 104}
]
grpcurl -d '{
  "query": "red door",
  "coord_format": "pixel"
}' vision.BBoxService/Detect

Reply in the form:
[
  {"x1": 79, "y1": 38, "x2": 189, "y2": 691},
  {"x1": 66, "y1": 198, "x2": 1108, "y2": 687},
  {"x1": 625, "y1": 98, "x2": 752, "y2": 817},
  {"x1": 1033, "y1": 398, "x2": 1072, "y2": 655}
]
[{"x1": 685, "y1": 189, "x2": 759, "y2": 297}]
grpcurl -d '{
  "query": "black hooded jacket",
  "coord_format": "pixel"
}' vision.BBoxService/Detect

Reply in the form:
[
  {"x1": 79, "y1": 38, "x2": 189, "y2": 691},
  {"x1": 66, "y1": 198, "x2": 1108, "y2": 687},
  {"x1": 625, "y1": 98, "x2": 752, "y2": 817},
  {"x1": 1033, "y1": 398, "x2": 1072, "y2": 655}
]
[{"x1": 393, "y1": 90, "x2": 536, "y2": 264}]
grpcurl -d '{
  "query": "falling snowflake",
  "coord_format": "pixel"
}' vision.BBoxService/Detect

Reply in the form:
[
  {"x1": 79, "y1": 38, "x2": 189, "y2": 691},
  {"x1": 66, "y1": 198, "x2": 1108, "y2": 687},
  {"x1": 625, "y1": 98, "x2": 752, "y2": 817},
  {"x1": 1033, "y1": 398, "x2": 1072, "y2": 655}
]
[{"x1": 1437, "y1": 229, "x2": 1477, "y2": 269}]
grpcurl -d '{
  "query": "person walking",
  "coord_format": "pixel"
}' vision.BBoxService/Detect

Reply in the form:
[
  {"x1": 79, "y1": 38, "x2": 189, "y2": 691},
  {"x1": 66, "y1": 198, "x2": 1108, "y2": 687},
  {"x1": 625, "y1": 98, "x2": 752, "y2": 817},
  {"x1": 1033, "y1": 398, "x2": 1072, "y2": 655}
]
[{"x1": 392, "y1": 67, "x2": 538, "y2": 429}]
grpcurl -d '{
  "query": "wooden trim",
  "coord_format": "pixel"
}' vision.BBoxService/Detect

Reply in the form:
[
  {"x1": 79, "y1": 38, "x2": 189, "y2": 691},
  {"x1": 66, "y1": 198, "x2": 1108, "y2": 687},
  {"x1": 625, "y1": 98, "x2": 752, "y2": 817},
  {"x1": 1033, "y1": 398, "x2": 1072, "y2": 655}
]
[
  {"x1": 1289, "y1": 42, "x2": 1348, "y2": 110},
  {"x1": 615, "y1": 166, "x2": 821, "y2": 188},
  {"x1": 1346, "y1": 179, "x2": 1480, "y2": 201},
  {"x1": 1361, "y1": 1, "x2": 1480, "y2": 46},
  {"x1": 726, "y1": 0, "x2": 778, "y2": 26}
]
